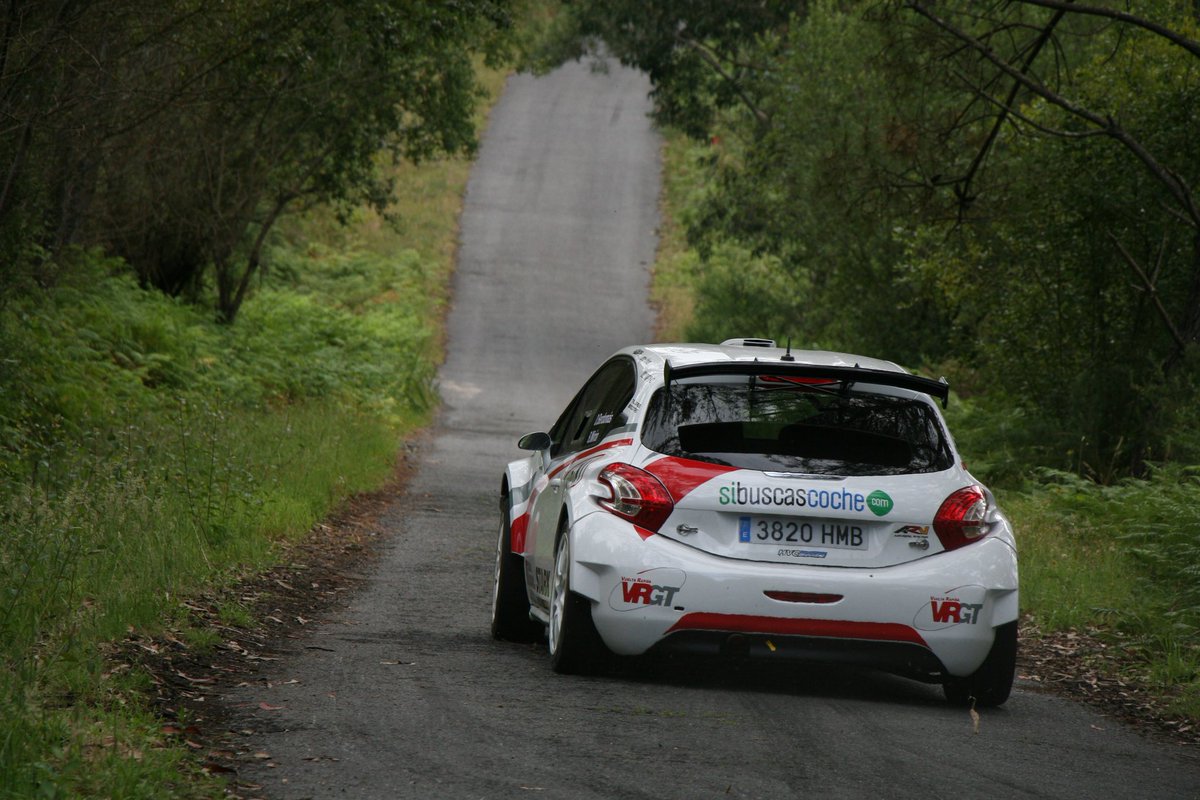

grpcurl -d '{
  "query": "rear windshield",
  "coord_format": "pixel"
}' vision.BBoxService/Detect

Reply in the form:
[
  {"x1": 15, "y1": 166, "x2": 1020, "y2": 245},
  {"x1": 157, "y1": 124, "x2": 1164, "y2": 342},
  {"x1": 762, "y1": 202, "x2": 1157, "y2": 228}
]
[{"x1": 640, "y1": 380, "x2": 954, "y2": 476}]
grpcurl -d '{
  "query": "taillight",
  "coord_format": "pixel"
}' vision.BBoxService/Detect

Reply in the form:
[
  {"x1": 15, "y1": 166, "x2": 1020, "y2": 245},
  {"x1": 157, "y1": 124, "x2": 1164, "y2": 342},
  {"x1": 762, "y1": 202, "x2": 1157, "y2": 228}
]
[
  {"x1": 933, "y1": 485, "x2": 990, "y2": 551},
  {"x1": 597, "y1": 463, "x2": 674, "y2": 532}
]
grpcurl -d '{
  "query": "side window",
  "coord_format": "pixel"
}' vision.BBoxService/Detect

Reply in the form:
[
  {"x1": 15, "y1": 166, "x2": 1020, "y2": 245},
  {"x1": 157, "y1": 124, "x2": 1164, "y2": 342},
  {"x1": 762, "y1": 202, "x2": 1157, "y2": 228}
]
[
  {"x1": 552, "y1": 358, "x2": 635, "y2": 458},
  {"x1": 586, "y1": 363, "x2": 636, "y2": 445},
  {"x1": 548, "y1": 393, "x2": 583, "y2": 456}
]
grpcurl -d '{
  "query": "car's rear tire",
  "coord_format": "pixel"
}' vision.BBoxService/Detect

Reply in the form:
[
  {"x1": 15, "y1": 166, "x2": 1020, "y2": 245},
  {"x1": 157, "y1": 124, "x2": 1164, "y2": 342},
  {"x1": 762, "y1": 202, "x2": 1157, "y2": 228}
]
[
  {"x1": 943, "y1": 621, "x2": 1018, "y2": 707},
  {"x1": 491, "y1": 510, "x2": 541, "y2": 643},
  {"x1": 548, "y1": 529, "x2": 604, "y2": 674}
]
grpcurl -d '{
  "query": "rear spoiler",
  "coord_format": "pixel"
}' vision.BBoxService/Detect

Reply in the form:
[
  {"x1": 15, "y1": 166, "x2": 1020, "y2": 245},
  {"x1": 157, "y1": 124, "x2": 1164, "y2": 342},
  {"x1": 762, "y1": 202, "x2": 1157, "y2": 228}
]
[{"x1": 663, "y1": 361, "x2": 950, "y2": 408}]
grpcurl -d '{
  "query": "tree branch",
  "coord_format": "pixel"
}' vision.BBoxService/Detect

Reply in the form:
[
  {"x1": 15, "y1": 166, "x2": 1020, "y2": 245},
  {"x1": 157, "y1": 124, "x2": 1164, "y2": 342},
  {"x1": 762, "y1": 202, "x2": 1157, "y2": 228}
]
[
  {"x1": 951, "y1": 1, "x2": 1071, "y2": 212},
  {"x1": 1013, "y1": 0, "x2": 1200, "y2": 60},
  {"x1": 905, "y1": 0, "x2": 1200, "y2": 231},
  {"x1": 1108, "y1": 232, "x2": 1189, "y2": 354},
  {"x1": 966, "y1": 77, "x2": 1107, "y2": 139},
  {"x1": 674, "y1": 32, "x2": 769, "y2": 125}
]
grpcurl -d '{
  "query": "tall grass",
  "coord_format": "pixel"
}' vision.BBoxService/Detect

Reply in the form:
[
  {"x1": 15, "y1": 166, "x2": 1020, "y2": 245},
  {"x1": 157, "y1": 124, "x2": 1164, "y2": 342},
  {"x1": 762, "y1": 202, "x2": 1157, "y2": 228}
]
[
  {"x1": 0, "y1": 60, "x2": 508, "y2": 797},
  {"x1": 0, "y1": 265, "x2": 415, "y2": 796},
  {"x1": 0, "y1": 400, "x2": 397, "y2": 797},
  {"x1": 1005, "y1": 466, "x2": 1200, "y2": 718}
]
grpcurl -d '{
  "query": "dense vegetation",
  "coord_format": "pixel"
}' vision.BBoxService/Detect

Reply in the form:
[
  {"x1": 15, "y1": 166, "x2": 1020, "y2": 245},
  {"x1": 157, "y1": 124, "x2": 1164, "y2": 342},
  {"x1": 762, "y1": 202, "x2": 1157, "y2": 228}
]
[
  {"x1": 537, "y1": 1, "x2": 1200, "y2": 719},
  {"x1": 0, "y1": 0, "x2": 515, "y2": 794},
  {"x1": 1, "y1": 0, "x2": 511, "y2": 322}
]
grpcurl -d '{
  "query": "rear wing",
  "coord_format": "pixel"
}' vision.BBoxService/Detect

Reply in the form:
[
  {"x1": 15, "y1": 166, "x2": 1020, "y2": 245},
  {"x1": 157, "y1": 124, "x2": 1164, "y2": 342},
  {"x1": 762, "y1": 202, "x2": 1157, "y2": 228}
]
[{"x1": 663, "y1": 361, "x2": 950, "y2": 408}]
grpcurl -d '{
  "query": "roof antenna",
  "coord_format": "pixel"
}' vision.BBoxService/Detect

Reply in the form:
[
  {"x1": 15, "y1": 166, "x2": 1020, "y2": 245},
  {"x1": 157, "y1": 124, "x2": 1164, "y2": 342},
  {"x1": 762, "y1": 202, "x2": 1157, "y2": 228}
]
[{"x1": 781, "y1": 337, "x2": 795, "y2": 362}]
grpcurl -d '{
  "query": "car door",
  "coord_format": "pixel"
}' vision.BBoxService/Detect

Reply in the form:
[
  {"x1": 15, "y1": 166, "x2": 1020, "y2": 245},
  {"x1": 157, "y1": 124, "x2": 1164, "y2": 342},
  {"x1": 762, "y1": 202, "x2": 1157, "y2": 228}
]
[{"x1": 525, "y1": 357, "x2": 636, "y2": 610}]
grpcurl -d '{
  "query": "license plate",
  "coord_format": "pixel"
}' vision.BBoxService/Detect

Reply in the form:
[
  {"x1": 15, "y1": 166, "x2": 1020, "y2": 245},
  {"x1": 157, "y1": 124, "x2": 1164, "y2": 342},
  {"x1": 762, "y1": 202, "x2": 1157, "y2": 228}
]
[{"x1": 737, "y1": 516, "x2": 867, "y2": 550}]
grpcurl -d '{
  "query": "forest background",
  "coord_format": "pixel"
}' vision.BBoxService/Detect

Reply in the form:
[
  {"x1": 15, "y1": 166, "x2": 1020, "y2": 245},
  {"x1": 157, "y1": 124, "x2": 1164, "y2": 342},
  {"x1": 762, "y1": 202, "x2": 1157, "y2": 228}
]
[
  {"x1": 1, "y1": 1, "x2": 1199, "y2": 796},
  {"x1": 528, "y1": 0, "x2": 1200, "y2": 727}
]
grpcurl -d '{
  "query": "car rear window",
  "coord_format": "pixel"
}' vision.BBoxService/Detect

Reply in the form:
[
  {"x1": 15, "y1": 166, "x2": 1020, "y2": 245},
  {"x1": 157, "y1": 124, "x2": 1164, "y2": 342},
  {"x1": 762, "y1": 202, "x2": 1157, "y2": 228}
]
[{"x1": 640, "y1": 379, "x2": 954, "y2": 476}]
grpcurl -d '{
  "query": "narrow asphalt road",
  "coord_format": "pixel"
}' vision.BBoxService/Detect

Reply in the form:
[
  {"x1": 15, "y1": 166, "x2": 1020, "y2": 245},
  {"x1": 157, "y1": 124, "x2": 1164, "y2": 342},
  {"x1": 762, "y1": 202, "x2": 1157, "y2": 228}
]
[{"x1": 229, "y1": 60, "x2": 1200, "y2": 799}]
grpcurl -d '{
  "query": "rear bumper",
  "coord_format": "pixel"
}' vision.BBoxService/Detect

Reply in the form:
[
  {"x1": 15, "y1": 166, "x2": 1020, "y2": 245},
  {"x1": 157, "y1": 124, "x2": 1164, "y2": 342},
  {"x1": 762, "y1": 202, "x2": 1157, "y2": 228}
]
[
  {"x1": 650, "y1": 630, "x2": 948, "y2": 682},
  {"x1": 569, "y1": 512, "x2": 1018, "y2": 678}
]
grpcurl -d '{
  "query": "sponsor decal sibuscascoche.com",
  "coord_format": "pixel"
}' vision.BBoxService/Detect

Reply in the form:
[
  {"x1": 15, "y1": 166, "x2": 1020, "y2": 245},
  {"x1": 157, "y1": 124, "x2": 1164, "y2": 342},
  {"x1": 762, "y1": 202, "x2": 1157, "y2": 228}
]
[{"x1": 717, "y1": 481, "x2": 894, "y2": 516}]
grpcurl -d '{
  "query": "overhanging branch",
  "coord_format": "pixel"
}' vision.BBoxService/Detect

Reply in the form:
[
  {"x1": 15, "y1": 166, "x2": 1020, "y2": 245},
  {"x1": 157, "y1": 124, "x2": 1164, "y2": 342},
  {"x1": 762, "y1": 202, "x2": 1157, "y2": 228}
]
[
  {"x1": 674, "y1": 32, "x2": 769, "y2": 125},
  {"x1": 905, "y1": 0, "x2": 1200, "y2": 231},
  {"x1": 1109, "y1": 232, "x2": 1189, "y2": 355},
  {"x1": 1012, "y1": 0, "x2": 1200, "y2": 60}
]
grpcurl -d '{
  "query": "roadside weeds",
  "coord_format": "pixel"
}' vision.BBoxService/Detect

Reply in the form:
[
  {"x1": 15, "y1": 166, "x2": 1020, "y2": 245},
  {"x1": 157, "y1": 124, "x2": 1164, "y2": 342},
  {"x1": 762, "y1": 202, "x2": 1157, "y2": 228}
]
[{"x1": 109, "y1": 439, "x2": 424, "y2": 797}]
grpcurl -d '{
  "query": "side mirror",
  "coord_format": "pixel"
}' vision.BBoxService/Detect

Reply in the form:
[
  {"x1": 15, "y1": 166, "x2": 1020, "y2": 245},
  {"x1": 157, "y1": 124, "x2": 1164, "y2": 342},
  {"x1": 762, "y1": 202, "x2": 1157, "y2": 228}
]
[
  {"x1": 517, "y1": 431, "x2": 552, "y2": 451},
  {"x1": 518, "y1": 431, "x2": 553, "y2": 472}
]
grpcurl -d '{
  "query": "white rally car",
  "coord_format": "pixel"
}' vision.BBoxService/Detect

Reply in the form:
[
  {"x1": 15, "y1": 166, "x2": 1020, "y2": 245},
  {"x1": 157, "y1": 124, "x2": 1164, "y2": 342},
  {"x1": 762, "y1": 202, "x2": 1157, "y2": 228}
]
[{"x1": 491, "y1": 339, "x2": 1018, "y2": 705}]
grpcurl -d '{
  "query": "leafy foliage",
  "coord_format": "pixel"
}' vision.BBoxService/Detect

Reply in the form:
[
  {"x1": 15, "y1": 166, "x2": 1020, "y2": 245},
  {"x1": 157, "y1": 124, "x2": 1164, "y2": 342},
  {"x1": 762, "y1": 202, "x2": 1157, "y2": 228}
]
[
  {"x1": 523, "y1": 0, "x2": 793, "y2": 136},
  {"x1": 0, "y1": 0, "x2": 513, "y2": 321},
  {"x1": 1006, "y1": 465, "x2": 1200, "y2": 714},
  {"x1": 541, "y1": 0, "x2": 1200, "y2": 476},
  {"x1": 0, "y1": 143, "x2": 468, "y2": 792}
]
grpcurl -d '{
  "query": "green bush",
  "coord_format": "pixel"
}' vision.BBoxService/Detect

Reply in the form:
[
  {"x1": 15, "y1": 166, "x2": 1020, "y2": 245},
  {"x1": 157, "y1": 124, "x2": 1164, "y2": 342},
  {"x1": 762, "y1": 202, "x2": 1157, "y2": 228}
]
[
  {"x1": 0, "y1": 241, "x2": 434, "y2": 795},
  {"x1": 1006, "y1": 465, "x2": 1200, "y2": 715},
  {"x1": 685, "y1": 240, "x2": 810, "y2": 346}
]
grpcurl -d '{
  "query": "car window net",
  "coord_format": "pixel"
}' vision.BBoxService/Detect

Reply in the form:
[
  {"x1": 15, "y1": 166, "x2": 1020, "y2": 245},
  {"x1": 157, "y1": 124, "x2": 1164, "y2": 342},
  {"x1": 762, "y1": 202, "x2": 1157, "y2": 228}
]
[{"x1": 640, "y1": 380, "x2": 954, "y2": 476}]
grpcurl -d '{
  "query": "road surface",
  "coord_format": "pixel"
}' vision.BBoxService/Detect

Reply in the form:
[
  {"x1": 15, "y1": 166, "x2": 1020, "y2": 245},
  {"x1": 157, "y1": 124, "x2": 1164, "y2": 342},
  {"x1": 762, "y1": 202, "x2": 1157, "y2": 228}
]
[{"x1": 228, "y1": 59, "x2": 1200, "y2": 799}]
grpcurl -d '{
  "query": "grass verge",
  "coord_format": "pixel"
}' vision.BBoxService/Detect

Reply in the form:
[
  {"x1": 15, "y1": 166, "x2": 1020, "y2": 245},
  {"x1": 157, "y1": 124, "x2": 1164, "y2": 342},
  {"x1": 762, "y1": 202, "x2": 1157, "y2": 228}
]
[
  {"x1": 1005, "y1": 468, "x2": 1200, "y2": 722},
  {"x1": 0, "y1": 64, "x2": 507, "y2": 799}
]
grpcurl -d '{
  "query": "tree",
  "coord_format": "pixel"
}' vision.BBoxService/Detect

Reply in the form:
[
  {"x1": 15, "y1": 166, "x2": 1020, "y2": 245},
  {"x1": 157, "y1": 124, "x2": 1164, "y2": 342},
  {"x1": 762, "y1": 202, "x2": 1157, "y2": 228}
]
[
  {"x1": 535, "y1": 0, "x2": 1200, "y2": 472},
  {"x1": 526, "y1": 0, "x2": 795, "y2": 137},
  {"x1": 0, "y1": 0, "x2": 513, "y2": 321},
  {"x1": 897, "y1": 0, "x2": 1200, "y2": 373}
]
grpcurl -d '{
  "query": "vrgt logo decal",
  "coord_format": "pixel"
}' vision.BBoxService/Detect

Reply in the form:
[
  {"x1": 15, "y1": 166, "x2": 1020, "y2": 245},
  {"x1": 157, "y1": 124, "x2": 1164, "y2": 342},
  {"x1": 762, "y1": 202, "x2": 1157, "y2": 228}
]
[
  {"x1": 929, "y1": 597, "x2": 982, "y2": 624},
  {"x1": 913, "y1": 584, "x2": 987, "y2": 631},
  {"x1": 608, "y1": 567, "x2": 687, "y2": 612},
  {"x1": 621, "y1": 579, "x2": 679, "y2": 606}
]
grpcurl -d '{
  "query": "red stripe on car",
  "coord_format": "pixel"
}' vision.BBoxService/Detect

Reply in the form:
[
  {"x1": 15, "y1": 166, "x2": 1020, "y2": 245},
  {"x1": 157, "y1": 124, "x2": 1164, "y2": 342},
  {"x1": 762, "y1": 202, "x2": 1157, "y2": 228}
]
[
  {"x1": 643, "y1": 456, "x2": 738, "y2": 503},
  {"x1": 666, "y1": 612, "x2": 928, "y2": 647},
  {"x1": 547, "y1": 438, "x2": 634, "y2": 480},
  {"x1": 633, "y1": 525, "x2": 656, "y2": 541},
  {"x1": 511, "y1": 513, "x2": 529, "y2": 553}
]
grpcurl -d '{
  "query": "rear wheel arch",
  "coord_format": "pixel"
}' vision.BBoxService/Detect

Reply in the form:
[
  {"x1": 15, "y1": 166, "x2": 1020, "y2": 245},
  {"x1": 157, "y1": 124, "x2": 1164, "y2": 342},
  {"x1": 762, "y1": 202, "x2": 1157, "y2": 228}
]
[
  {"x1": 943, "y1": 620, "x2": 1017, "y2": 707},
  {"x1": 548, "y1": 521, "x2": 606, "y2": 674}
]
